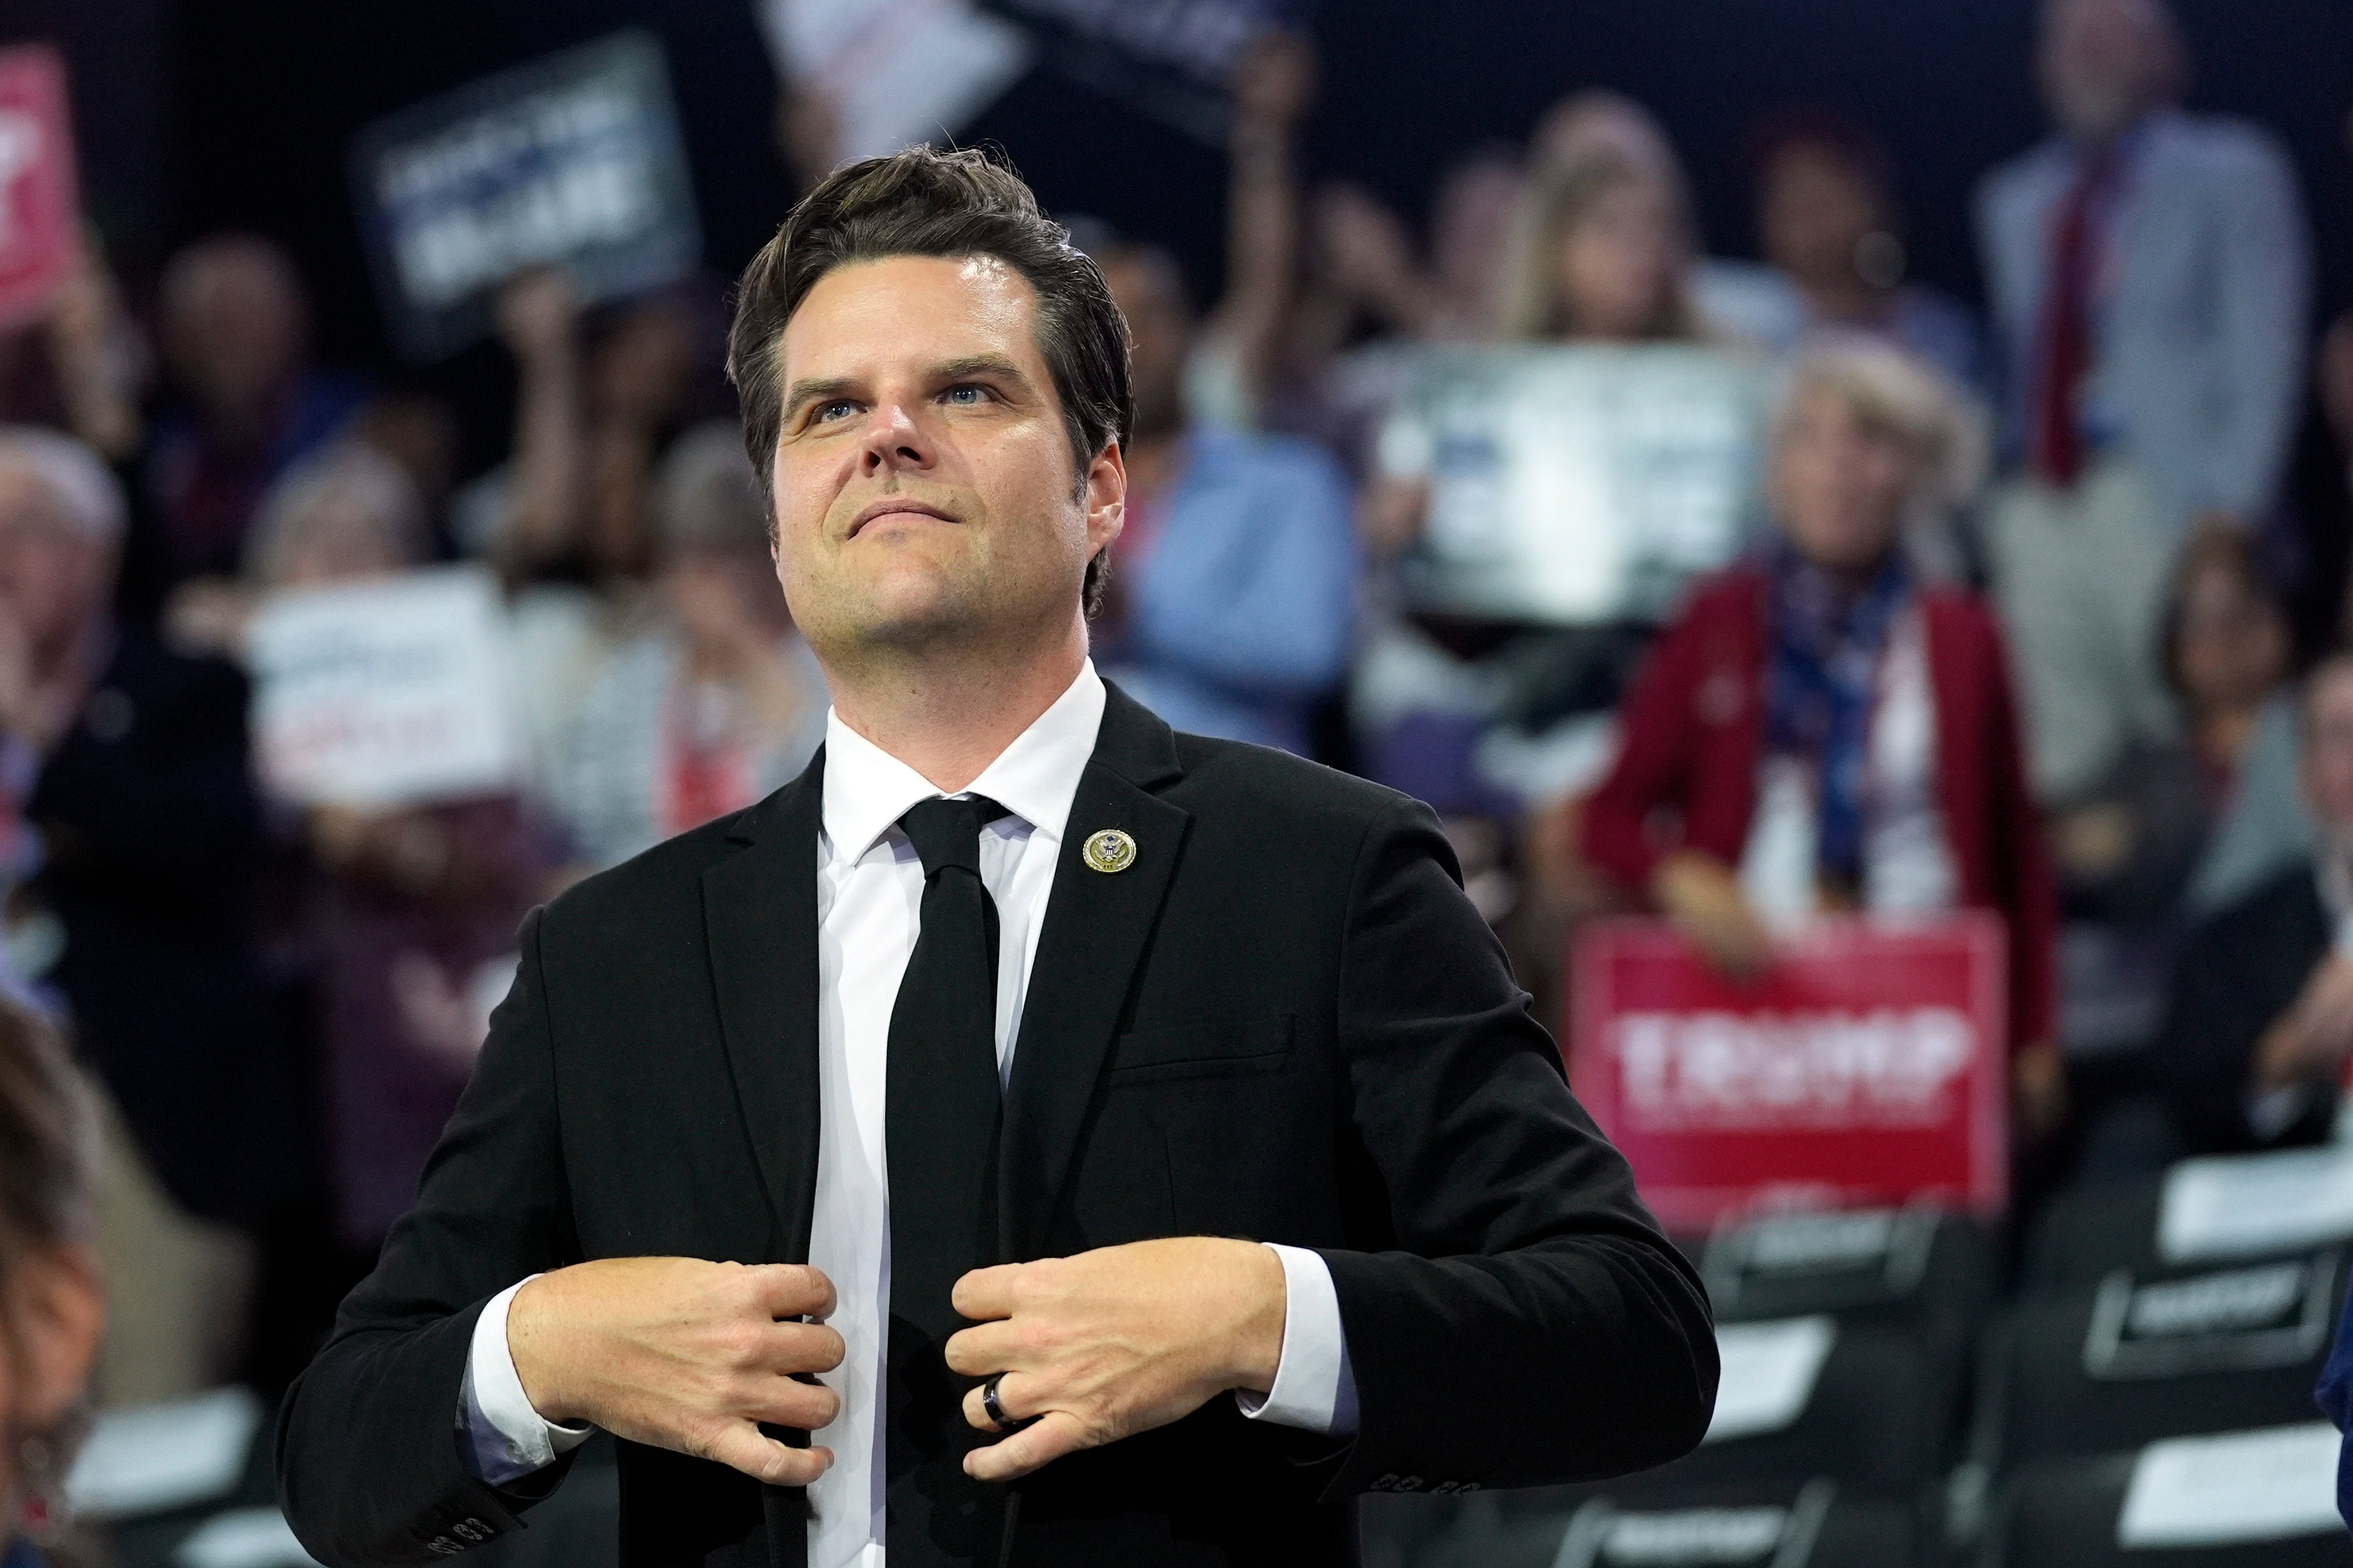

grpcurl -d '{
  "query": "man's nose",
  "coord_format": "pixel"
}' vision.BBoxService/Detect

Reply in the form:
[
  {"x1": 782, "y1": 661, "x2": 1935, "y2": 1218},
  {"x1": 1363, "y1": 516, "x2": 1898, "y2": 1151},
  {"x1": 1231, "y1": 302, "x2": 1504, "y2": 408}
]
[{"x1": 860, "y1": 401, "x2": 936, "y2": 477}]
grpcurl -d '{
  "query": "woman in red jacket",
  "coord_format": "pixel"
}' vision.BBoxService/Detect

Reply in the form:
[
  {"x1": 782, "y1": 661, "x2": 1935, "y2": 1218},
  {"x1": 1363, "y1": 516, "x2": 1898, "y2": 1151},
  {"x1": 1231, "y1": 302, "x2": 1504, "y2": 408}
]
[{"x1": 1581, "y1": 337, "x2": 2062, "y2": 1128}]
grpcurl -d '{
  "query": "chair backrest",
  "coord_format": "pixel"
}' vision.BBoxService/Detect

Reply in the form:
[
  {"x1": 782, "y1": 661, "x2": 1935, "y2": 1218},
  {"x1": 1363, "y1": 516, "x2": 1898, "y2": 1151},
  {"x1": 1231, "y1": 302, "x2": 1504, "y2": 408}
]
[
  {"x1": 2027, "y1": 1147, "x2": 2353, "y2": 1296},
  {"x1": 1993, "y1": 1426, "x2": 2349, "y2": 1568},
  {"x1": 1702, "y1": 1208, "x2": 1994, "y2": 1332},
  {"x1": 1642, "y1": 1319, "x2": 1955, "y2": 1496},
  {"x1": 1988, "y1": 1246, "x2": 2347, "y2": 1467},
  {"x1": 1394, "y1": 1478, "x2": 1920, "y2": 1568},
  {"x1": 2022, "y1": 1178, "x2": 2164, "y2": 1294}
]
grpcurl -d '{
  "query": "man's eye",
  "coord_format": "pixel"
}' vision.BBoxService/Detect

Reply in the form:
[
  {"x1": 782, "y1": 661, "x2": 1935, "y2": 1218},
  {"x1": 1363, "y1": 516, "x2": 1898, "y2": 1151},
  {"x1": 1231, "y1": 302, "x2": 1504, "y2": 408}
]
[
  {"x1": 815, "y1": 399, "x2": 858, "y2": 423},
  {"x1": 943, "y1": 384, "x2": 990, "y2": 406}
]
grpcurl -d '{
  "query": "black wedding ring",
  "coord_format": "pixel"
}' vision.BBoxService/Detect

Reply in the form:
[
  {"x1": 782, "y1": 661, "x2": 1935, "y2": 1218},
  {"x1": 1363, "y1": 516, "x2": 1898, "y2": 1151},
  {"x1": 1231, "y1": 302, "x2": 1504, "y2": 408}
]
[{"x1": 981, "y1": 1372, "x2": 1022, "y2": 1433}]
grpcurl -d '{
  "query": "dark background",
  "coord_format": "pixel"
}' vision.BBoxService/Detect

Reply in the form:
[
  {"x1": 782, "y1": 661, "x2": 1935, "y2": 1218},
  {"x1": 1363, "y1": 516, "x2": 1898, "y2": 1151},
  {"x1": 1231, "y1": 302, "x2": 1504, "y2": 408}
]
[{"x1": 4, "y1": 0, "x2": 2349, "y2": 468}]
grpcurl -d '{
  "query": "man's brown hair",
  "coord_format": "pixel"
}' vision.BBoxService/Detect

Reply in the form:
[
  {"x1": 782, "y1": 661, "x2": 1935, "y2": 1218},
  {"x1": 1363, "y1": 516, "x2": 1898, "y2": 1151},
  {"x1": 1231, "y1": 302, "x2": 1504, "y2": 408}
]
[{"x1": 727, "y1": 145, "x2": 1133, "y2": 615}]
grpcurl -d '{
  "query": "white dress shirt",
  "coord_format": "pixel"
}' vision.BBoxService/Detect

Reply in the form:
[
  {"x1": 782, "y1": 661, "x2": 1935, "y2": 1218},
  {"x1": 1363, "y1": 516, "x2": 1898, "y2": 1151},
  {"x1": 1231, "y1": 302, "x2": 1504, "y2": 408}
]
[{"x1": 455, "y1": 661, "x2": 1355, "y2": 1568}]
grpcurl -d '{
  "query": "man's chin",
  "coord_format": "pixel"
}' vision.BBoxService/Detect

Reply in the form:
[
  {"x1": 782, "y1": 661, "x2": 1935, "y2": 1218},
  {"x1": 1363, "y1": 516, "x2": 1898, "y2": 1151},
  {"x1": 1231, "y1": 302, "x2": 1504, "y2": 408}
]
[{"x1": 816, "y1": 581, "x2": 986, "y2": 658}]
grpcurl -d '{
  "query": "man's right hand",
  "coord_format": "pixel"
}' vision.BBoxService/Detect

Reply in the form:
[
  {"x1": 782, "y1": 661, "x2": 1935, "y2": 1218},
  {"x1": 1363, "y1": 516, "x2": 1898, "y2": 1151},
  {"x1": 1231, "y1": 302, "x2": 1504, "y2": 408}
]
[{"x1": 507, "y1": 1258, "x2": 843, "y2": 1487}]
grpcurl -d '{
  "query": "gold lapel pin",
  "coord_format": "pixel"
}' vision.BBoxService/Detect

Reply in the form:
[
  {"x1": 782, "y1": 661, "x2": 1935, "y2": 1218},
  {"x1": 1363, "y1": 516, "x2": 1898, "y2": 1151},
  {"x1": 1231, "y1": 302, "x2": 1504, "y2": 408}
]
[{"x1": 1082, "y1": 828, "x2": 1137, "y2": 874}]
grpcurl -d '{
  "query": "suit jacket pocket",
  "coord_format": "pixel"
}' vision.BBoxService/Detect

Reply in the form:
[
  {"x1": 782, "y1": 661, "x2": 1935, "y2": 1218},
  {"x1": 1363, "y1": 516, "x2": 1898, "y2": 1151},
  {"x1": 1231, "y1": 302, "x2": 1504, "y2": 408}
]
[{"x1": 1102, "y1": 1014, "x2": 1295, "y2": 1086}]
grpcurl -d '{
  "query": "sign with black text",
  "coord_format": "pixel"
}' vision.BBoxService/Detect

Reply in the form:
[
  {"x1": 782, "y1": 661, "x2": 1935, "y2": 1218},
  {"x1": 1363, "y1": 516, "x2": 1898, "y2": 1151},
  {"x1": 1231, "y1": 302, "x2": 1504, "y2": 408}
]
[
  {"x1": 976, "y1": 0, "x2": 1300, "y2": 144},
  {"x1": 350, "y1": 31, "x2": 699, "y2": 361}
]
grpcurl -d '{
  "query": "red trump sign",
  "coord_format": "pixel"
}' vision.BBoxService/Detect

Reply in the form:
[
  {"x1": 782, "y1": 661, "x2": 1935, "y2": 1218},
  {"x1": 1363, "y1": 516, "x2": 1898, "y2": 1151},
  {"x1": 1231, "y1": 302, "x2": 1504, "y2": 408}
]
[
  {"x1": 0, "y1": 45, "x2": 78, "y2": 331},
  {"x1": 1569, "y1": 916, "x2": 2009, "y2": 1232}
]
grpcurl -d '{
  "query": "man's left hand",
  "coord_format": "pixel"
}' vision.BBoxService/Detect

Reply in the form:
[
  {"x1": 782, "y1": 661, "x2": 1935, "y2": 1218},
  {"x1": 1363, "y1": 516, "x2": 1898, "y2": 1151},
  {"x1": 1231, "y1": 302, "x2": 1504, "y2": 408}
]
[{"x1": 945, "y1": 1237, "x2": 1288, "y2": 1482}]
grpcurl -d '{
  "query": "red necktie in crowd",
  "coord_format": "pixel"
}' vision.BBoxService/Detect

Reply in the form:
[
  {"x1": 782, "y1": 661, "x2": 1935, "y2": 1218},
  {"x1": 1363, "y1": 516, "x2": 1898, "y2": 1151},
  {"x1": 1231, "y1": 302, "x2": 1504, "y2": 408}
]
[{"x1": 2029, "y1": 147, "x2": 2119, "y2": 489}]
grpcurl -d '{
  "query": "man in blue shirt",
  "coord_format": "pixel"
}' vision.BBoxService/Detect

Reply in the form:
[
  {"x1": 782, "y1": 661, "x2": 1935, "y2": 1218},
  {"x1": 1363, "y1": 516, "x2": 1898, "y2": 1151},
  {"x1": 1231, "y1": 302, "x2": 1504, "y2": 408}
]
[{"x1": 1089, "y1": 243, "x2": 1358, "y2": 757}]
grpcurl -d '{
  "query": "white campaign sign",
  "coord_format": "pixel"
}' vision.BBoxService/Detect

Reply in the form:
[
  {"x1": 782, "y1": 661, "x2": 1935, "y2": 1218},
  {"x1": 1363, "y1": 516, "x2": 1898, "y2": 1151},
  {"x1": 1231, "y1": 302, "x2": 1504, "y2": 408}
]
[
  {"x1": 2117, "y1": 1423, "x2": 2341, "y2": 1547},
  {"x1": 247, "y1": 565, "x2": 522, "y2": 809},
  {"x1": 1383, "y1": 345, "x2": 1765, "y2": 626},
  {"x1": 760, "y1": 0, "x2": 1032, "y2": 164},
  {"x1": 1702, "y1": 1316, "x2": 1837, "y2": 1444},
  {"x1": 2158, "y1": 1145, "x2": 2353, "y2": 1263}
]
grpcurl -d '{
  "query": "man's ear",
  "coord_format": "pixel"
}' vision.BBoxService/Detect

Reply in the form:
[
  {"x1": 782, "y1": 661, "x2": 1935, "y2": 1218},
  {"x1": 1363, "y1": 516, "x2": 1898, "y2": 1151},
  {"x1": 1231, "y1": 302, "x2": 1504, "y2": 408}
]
[
  {"x1": 10, "y1": 1244, "x2": 104, "y2": 1434},
  {"x1": 1084, "y1": 442, "x2": 1126, "y2": 559}
]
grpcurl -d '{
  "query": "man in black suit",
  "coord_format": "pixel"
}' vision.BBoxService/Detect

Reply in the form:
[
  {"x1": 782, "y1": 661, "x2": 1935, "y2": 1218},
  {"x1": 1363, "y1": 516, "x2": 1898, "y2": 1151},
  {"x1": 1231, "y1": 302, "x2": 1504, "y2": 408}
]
[
  {"x1": 278, "y1": 148, "x2": 1716, "y2": 1568},
  {"x1": 2151, "y1": 648, "x2": 2353, "y2": 1153}
]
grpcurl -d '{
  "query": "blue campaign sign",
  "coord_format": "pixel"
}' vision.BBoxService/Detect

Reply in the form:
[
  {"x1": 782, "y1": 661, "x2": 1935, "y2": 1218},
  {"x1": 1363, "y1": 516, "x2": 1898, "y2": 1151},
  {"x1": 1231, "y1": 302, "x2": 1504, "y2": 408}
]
[{"x1": 349, "y1": 30, "x2": 701, "y2": 361}]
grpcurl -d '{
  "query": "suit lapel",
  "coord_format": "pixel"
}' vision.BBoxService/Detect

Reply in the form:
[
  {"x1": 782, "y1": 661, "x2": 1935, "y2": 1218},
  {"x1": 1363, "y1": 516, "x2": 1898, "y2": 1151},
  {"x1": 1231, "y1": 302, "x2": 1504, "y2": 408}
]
[
  {"x1": 702, "y1": 751, "x2": 826, "y2": 1264},
  {"x1": 1000, "y1": 685, "x2": 1189, "y2": 1260}
]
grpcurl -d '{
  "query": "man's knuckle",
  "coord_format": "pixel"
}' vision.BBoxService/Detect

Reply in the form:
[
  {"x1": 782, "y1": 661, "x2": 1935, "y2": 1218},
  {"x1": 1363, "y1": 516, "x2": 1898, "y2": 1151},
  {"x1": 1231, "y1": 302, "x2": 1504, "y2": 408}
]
[{"x1": 792, "y1": 1265, "x2": 833, "y2": 1310}]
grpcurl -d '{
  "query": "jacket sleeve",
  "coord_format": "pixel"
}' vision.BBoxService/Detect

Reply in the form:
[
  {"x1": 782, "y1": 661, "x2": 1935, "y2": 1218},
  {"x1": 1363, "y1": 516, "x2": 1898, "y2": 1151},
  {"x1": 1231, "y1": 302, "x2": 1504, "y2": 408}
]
[
  {"x1": 278, "y1": 906, "x2": 582, "y2": 1566},
  {"x1": 1580, "y1": 599, "x2": 1708, "y2": 894},
  {"x1": 1314, "y1": 797, "x2": 1718, "y2": 1496}
]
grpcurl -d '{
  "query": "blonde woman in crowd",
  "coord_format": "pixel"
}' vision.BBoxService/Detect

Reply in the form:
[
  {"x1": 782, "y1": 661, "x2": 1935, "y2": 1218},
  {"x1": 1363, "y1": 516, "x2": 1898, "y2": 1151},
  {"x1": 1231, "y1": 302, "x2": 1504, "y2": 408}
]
[
  {"x1": 1495, "y1": 128, "x2": 1703, "y2": 347},
  {"x1": 1580, "y1": 337, "x2": 2061, "y2": 1131}
]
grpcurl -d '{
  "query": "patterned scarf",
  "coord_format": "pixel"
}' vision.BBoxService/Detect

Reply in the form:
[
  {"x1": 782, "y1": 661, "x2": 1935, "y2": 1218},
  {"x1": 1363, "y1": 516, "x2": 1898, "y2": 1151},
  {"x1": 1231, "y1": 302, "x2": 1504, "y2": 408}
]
[{"x1": 1762, "y1": 540, "x2": 1910, "y2": 892}]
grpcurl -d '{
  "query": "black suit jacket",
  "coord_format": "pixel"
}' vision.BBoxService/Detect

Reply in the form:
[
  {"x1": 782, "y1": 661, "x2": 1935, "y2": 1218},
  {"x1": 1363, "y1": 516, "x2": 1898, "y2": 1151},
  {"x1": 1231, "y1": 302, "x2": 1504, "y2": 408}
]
[
  {"x1": 2150, "y1": 862, "x2": 2336, "y2": 1154},
  {"x1": 278, "y1": 685, "x2": 1717, "y2": 1567}
]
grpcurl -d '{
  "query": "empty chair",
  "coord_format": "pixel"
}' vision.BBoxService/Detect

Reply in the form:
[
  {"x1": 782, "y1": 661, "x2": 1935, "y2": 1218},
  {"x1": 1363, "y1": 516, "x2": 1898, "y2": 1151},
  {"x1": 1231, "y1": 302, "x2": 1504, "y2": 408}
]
[
  {"x1": 1402, "y1": 1478, "x2": 1920, "y2": 1568},
  {"x1": 1987, "y1": 1246, "x2": 2345, "y2": 1467},
  {"x1": 1991, "y1": 1425, "x2": 2350, "y2": 1568},
  {"x1": 2026, "y1": 1146, "x2": 2353, "y2": 1296},
  {"x1": 1631, "y1": 1317, "x2": 1954, "y2": 1496},
  {"x1": 1701, "y1": 1206, "x2": 1994, "y2": 1433},
  {"x1": 2024, "y1": 1178, "x2": 2167, "y2": 1293},
  {"x1": 1701, "y1": 1208, "x2": 1995, "y2": 1334}
]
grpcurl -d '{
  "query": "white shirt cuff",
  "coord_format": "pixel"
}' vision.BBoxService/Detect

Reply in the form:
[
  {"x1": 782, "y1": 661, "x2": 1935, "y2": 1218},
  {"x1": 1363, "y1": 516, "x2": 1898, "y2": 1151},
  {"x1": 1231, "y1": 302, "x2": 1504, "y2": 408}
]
[
  {"x1": 457, "y1": 1277, "x2": 594, "y2": 1486},
  {"x1": 1234, "y1": 1244, "x2": 1359, "y2": 1437}
]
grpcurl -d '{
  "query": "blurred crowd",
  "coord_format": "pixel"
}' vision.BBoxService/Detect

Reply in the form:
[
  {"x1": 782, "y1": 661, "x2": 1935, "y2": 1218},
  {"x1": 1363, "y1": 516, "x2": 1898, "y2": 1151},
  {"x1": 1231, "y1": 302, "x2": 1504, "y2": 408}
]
[{"x1": 0, "y1": 0, "x2": 2349, "y2": 1452}]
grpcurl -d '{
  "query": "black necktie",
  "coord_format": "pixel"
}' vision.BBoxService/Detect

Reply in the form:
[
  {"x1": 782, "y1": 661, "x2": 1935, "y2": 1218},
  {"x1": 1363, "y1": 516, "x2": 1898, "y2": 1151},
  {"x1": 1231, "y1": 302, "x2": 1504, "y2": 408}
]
[{"x1": 886, "y1": 794, "x2": 1010, "y2": 1566}]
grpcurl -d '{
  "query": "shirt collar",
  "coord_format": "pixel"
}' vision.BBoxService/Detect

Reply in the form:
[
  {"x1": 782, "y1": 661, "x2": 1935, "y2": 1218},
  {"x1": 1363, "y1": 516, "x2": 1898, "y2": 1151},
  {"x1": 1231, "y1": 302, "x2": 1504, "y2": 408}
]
[{"x1": 819, "y1": 661, "x2": 1107, "y2": 865}]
